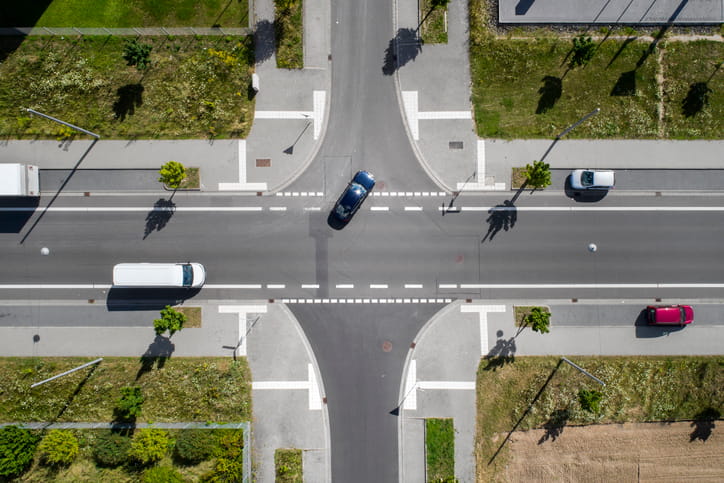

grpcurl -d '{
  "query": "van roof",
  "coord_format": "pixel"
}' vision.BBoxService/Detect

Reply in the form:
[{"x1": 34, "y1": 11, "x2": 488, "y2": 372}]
[{"x1": 113, "y1": 263, "x2": 187, "y2": 287}]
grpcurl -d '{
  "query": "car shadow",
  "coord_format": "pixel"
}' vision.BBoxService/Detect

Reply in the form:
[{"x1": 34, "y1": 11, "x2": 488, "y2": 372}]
[
  {"x1": 563, "y1": 176, "x2": 610, "y2": 202},
  {"x1": 634, "y1": 309, "x2": 685, "y2": 338},
  {"x1": 106, "y1": 288, "x2": 200, "y2": 311}
]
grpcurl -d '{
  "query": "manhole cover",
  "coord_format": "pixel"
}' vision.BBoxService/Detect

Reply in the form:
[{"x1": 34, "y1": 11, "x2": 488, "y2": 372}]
[
  {"x1": 382, "y1": 341, "x2": 392, "y2": 352},
  {"x1": 256, "y1": 158, "x2": 271, "y2": 167},
  {"x1": 449, "y1": 141, "x2": 464, "y2": 150}
]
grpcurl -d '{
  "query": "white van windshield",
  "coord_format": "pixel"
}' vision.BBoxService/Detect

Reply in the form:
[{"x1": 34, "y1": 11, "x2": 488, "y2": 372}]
[{"x1": 182, "y1": 264, "x2": 193, "y2": 287}]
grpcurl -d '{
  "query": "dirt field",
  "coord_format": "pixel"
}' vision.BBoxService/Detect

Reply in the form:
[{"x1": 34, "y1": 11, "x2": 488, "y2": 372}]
[{"x1": 503, "y1": 421, "x2": 723, "y2": 482}]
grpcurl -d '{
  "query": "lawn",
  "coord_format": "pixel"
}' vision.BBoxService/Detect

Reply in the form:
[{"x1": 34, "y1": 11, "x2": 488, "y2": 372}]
[
  {"x1": 275, "y1": 448, "x2": 303, "y2": 482},
  {"x1": 0, "y1": 357, "x2": 252, "y2": 422},
  {"x1": 476, "y1": 356, "x2": 724, "y2": 481},
  {"x1": 0, "y1": 35, "x2": 255, "y2": 139},
  {"x1": 426, "y1": 418, "x2": 455, "y2": 482},
  {"x1": 0, "y1": 0, "x2": 249, "y2": 28},
  {"x1": 275, "y1": 0, "x2": 303, "y2": 69}
]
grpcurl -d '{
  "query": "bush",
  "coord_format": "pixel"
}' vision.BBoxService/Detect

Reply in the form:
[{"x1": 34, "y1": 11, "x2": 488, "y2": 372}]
[
  {"x1": 116, "y1": 386, "x2": 144, "y2": 421},
  {"x1": 123, "y1": 39, "x2": 153, "y2": 70},
  {"x1": 142, "y1": 465, "x2": 185, "y2": 483},
  {"x1": 523, "y1": 160, "x2": 552, "y2": 189},
  {"x1": 154, "y1": 305, "x2": 187, "y2": 336},
  {"x1": 174, "y1": 429, "x2": 218, "y2": 463},
  {"x1": 526, "y1": 307, "x2": 551, "y2": 334},
  {"x1": 202, "y1": 457, "x2": 244, "y2": 482},
  {"x1": 158, "y1": 161, "x2": 187, "y2": 189},
  {"x1": 129, "y1": 429, "x2": 170, "y2": 465},
  {"x1": 38, "y1": 430, "x2": 79, "y2": 466},
  {"x1": 0, "y1": 425, "x2": 39, "y2": 478},
  {"x1": 570, "y1": 35, "x2": 596, "y2": 67},
  {"x1": 579, "y1": 388, "x2": 603, "y2": 413},
  {"x1": 93, "y1": 431, "x2": 131, "y2": 467}
]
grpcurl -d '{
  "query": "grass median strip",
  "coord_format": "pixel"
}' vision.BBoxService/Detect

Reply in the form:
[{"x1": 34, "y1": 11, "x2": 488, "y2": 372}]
[
  {"x1": 426, "y1": 418, "x2": 455, "y2": 482},
  {"x1": 476, "y1": 356, "x2": 724, "y2": 481},
  {"x1": 420, "y1": 0, "x2": 448, "y2": 44},
  {"x1": 274, "y1": 0, "x2": 304, "y2": 69},
  {"x1": 275, "y1": 448, "x2": 303, "y2": 482}
]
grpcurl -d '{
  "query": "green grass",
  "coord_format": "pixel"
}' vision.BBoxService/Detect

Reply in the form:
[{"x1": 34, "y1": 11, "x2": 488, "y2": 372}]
[
  {"x1": 471, "y1": 37, "x2": 660, "y2": 139},
  {"x1": 274, "y1": 0, "x2": 303, "y2": 69},
  {"x1": 426, "y1": 418, "x2": 455, "y2": 482},
  {"x1": 662, "y1": 41, "x2": 723, "y2": 139},
  {"x1": 476, "y1": 356, "x2": 724, "y2": 481},
  {"x1": 420, "y1": 0, "x2": 448, "y2": 44},
  {"x1": 275, "y1": 448, "x2": 303, "y2": 482},
  {"x1": 0, "y1": 35, "x2": 255, "y2": 139},
  {"x1": 15, "y1": 428, "x2": 244, "y2": 482},
  {"x1": 177, "y1": 306, "x2": 202, "y2": 327},
  {"x1": 0, "y1": 1, "x2": 249, "y2": 28},
  {"x1": 0, "y1": 357, "x2": 251, "y2": 422}
]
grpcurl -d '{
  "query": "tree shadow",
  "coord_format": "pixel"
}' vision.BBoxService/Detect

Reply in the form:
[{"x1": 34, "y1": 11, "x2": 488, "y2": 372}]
[
  {"x1": 135, "y1": 334, "x2": 175, "y2": 380},
  {"x1": 611, "y1": 70, "x2": 637, "y2": 96},
  {"x1": 113, "y1": 84, "x2": 144, "y2": 121},
  {"x1": 538, "y1": 408, "x2": 570, "y2": 444},
  {"x1": 254, "y1": 19, "x2": 275, "y2": 64},
  {"x1": 382, "y1": 28, "x2": 421, "y2": 75},
  {"x1": 483, "y1": 330, "x2": 517, "y2": 371},
  {"x1": 143, "y1": 198, "x2": 176, "y2": 239},
  {"x1": 606, "y1": 37, "x2": 637, "y2": 69},
  {"x1": 690, "y1": 407, "x2": 720, "y2": 442},
  {"x1": 536, "y1": 76, "x2": 562, "y2": 114},
  {"x1": 481, "y1": 200, "x2": 517, "y2": 243},
  {"x1": 682, "y1": 82, "x2": 712, "y2": 117}
]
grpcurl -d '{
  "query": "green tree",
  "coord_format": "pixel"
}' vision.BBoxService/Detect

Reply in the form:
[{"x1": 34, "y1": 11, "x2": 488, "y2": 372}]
[
  {"x1": 158, "y1": 161, "x2": 187, "y2": 189},
  {"x1": 523, "y1": 160, "x2": 551, "y2": 189},
  {"x1": 526, "y1": 307, "x2": 551, "y2": 334},
  {"x1": 154, "y1": 305, "x2": 187, "y2": 336},
  {"x1": 123, "y1": 39, "x2": 153, "y2": 70},
  {"x1": 570, "y1": 35, "x2": 596, "y2": 68},
  {"x1": 38, "y1": 430, "x2": 79, "y2": 466},
  {"x1": 116, "y1": 386, "x2": 144, "y2": 421},
  {"x1": 0, "y1": 425, "x2": 39, "y2": 478},
  {"x1": 129, "y1": 429, "x2": 170, "y2": 466},
  {"x1": 578, "y1": 388, "x2": 603, "y2": 413}
]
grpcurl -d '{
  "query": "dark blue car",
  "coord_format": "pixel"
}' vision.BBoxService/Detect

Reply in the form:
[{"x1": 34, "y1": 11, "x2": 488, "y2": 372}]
[{"x1": 332, "y1": 171, "x2": 375, "y2": 222}]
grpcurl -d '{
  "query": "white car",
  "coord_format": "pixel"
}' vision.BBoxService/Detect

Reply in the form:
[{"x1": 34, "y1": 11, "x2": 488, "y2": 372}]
[{"x1": 569, "y1": 169, "x2": 615, "y2": 190}]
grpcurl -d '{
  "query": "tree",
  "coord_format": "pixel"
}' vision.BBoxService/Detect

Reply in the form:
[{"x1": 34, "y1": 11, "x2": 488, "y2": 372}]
[
  {"x1": 38, "y1": 430, "x2": 79, "y2": 466},
  {"x1": 158, "y1": 161, "x2": 187, "y2": 189},
  {"x1": 116, "y1": 386, "x2": 144, "y2": 421},
  {"x1": 578, "y1": 388, "x2": 603, "y2": 413},
  {"x1": 523, "y1": 160, "x2": 551, "y2": 189},
  {"x1": 129, "y1": 429, "x2": 170, "y2": 466},
  {"x1": 0, "y1": 425, "x2": 39, "y2": 478},
  {"x1": 123, "y1": 39, "x2": 153, "y2": 70},
  {"x1": 570, "y1": 35, "x2": 596, "y2": 68},
  {"x1": 154, "y1": 305, "x2": 187, "y2": 336},
  {"x1": 525, "y1": 307, "x2": 551, "y2": 334}
]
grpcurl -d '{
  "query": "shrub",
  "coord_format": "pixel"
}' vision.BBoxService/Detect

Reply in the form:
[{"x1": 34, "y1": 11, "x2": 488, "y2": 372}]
[
  {"x1": 526, "y1": 307, "x2": 551, "y2": 334},
  {"x1": 523, "y1": 160, "x2": 551, "y2": 189},
  {"x1": 142, "y1": 465, "x2": 185, "y2": 483},
  {"x1": 93, "y1": 431, "x2": 131, "y2": 467},
  {"x1": 579, "y1": 388, "x2": 603, "y2": 413},
  {"x1": 0, "y1": 425, "x2": 39, "y2": 478},
  {"x1": 158, "y1": 161, "x2": 187, "y2": 189},
  {"x1": 570, "y1": 34, "x2": 596, "y2": 67},
  {"x1": 116, "y1": 386, "x2": 144, "y2": 420},
  {"x1": 123, "y1": 39, "x2": 153, "y2": 70},
  {"x1": 174, "y1": 429, "x2": 218, "y2": 463},
  {"x1": 154, "y1": 305, "x2": 187, "y2": 336},
  {"x1": 38, "y1": 430, "x2": 79, "y2": 466},
  {"x1": 202, "y1": 457, "x2": 244, "y2": 482},
  {"x1": 218, "y1": 430, "x2": 245, "y2": 460},
  {"x1": 129, "y1": 429, "x2": 170, "y2": 465}
]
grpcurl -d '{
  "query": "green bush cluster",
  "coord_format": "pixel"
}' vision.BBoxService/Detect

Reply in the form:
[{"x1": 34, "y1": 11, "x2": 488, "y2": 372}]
[
  {"x1": 116, "y1": 386, "x2": 145, "y2": 421},
  {"x1": 38, "y1": 429, "x2": 80, "y2": 466},
  {"x1": 129, "y1": 429, "x2": 171, "y2": 466},
  {"x1": 93, "y1": 431, "x2": 131, "y2": 467},
  {"x1": 174, "y1": 429, "x2": 219, "y2": 463},
  {"x1": 143, "y1": 465, "x2": 185, "y2": 483},
  {"x1": 526, "y1": 307, "x2": 551, "y2": 334},
  {"x1": 154, "y1": 305, "x2": 188, "y2": 335},
  {"x1": 123, "y1": 39, "x2": 153, "y2": 70},
  {"x1": 0, "y1": 425, "x2": 39, "y2": 478},
  {"x1": 579, "y1": 388, "x2": 603, "y2": 413},
  {"x1": 201, "y1": 429, "x2": 245, "y2": 481}
]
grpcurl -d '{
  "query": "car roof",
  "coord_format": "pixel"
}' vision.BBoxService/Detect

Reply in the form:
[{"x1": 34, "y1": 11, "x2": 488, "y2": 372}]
[
  {"x1": 340, "y1": 184, "x2": 365, "y2": 207},
  {"x1": 649, "y1": 306, "x2": 683, "y2": 323},
  {"x1": 353, "y1": 171, "x2": 375, "y2": 191}
]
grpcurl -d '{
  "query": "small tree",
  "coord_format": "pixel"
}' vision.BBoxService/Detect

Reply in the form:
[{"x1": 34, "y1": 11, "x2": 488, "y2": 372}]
[
  {"x1": 0, "y1": 425, "x2": 39, "y2": 478},
  {"x1": 38, "y1": 430, "x2": 79, "y2": 466},
  {"x1": 154, "y1": 305, "x2": 187, "y2": 336},
  {"x1": 578, "y1": 388, "x2": 603, "y2": 413},
  {"x1": 570, "y1": 35, "x2": 596, "y2": 68},
  {"x1": 523, "y1": 160, "x2": 551, "y2": 189},
  {"x1": 123, "y1": 39, "x2": 153, "y2": 70},
  {"x1": 116, "y1": 386, "x2": 144, "y2": 421},
  {"x1": 129, "y1": 429, "x2": 170, "y2": 466},
  {"x1": 526, "y1": 307, "x2": 551, "y2": 334},
  {"x1": 158, "y1": 161, "x2": 187, "y2": 189}
]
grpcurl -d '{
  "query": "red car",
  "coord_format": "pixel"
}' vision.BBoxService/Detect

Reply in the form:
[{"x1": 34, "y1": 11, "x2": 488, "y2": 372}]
[{"x1": 646, "y1": 305, "x2": 694, "y2": 326}]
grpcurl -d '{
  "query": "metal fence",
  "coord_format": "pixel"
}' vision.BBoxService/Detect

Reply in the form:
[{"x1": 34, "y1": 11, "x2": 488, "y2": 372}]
[{"x1": 0, "y1": 26, "x2": 252, "y2": 36}]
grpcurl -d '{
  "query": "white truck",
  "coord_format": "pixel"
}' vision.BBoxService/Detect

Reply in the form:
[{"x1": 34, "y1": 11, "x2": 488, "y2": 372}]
[{"x1": 0, "y1": 164, "x2": 40, "y2": 197}]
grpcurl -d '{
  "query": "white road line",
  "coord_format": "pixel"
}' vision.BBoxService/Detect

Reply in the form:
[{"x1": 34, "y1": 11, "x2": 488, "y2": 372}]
[
  {"x1": 402, "y1": 91, "x2": 420, "y2": 140},
  {"x1": 439, "y1": 284, "x2": 458, "y2": 289},
  {"x1": 269, "y1": 207, "x2": 287, "y2": 211},
  {"x1": 218, "y1": 140, "x2": 268, "y2": 191},
  {"x1": 461, "y1": 304, "x2": 506, "y2": 355},
  {"x1": 303, "y1": 207, "x2": 322, "y2": 212},
  {"x1": 204, "y1": 284, "x2": 263, "y2": 289},
  {"x1": 417, "y1": 381, "x2": 476, "y2": 390},
  {"x1": 266, "y1": 284, "x2": 285, "y2": 289},
  {"x1": 307, "y1": 363, "x2": 322, "y2": 410},
  {"x1": 404, "y1": 283, "x2": 423, "y2": 288},
  {"x1": 218, "y1": 304, "x2": 268, "y2": 357},
  {"x1": 370, "y1": 284, "x2": 389, "y2": 289},
  {"x1": 404, "y1": 206, "x2": 423, "y2": 211},
  {"x1": 336, "y1": 284, "x2": 354, "y2": 289},
  {"x1": 370, "y1": 206, "x2": 390, "y2": 211},
  {"x1": 301, "y1": 284, "x2": 320, "y2": 289}
]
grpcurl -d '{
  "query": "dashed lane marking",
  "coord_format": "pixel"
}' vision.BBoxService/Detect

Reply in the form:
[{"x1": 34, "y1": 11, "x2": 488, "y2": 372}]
[
  {"x1": 335, "y1": 284, "x2": 354, "y2": 289},
  {"x1": 404, "y1": 283, "x2": 423, "y2": 288},
  {"x1": 404, "y1": 206, "x2": 423, "y2": 211},
  {"x1": 370, "y1": 284, "x2": 389, "y2": 289},
  {"x1": 370, "y1": 206, "x2": 390, "y2": 211}
]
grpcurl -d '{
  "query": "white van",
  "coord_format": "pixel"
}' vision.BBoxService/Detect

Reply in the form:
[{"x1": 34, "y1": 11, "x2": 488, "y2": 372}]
[{"x1": 112, "y1": 263, "x2": 206, "y2": 288}]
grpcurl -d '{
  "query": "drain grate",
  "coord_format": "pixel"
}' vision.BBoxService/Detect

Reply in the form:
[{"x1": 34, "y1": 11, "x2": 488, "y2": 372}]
[
  {"x1": 256, "y1": 158, "x2": 271, "y2": 167},
  {"x1": 449, "y1": 141, "x2": 464, "y2": 150}
]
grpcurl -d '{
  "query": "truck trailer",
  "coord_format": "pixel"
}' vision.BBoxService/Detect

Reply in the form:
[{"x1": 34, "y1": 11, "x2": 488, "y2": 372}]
[{"x1": 0, "y1": 164, "x2": 40, "y2": 197}]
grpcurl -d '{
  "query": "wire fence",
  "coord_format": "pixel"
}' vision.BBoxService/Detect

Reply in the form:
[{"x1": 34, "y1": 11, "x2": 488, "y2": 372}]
[{"x1": 0, "y1": 26, "x2": 252, "y2": 36}]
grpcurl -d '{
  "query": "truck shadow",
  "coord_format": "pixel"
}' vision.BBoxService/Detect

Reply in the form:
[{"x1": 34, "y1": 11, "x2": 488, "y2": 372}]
[{"x1": 0, "y1": 198, "x2": 39, "y2": 233}]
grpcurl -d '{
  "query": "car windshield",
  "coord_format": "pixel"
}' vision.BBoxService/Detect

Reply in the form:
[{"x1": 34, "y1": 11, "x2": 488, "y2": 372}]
[
  {"x1": 679, "y1": 307, "x2": 685, "y2": 322},
  {"x1": 182, "y1": 264, "x2": 193, "y2": 287},
  {"x1": 581, "y1": 171, "x2": 594, "y2": 186}
]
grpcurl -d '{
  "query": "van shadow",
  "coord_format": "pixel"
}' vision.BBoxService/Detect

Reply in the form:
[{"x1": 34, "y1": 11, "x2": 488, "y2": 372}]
[
  {"x1": 634, "y1": 309, "x2": 685, "y2": 338},
  {"x1": 563, "y1": 176, "x2": 609, "y2": 202},
  {"x1": 106, "y1": 288, "x2": 200, "y2": 311},
  {"x1": 0, "y1": 198, "x2": 39, "y2": 233}
]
